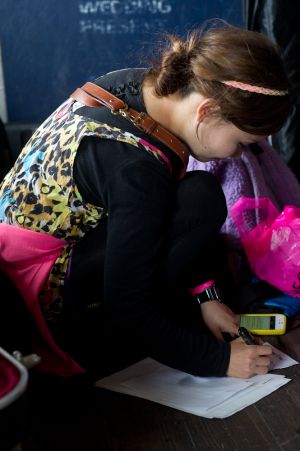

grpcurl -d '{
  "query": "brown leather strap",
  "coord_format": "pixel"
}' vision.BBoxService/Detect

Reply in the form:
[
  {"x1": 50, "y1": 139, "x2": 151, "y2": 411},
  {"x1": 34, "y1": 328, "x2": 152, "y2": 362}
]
[{"x1": 70, "y1": 82, "x2": 189, "y2": 178}]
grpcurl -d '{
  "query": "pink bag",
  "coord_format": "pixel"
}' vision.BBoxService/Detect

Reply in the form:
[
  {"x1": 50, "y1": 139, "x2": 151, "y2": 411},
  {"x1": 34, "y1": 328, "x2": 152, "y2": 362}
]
[{"x1": 231, "y1": 197, "x2": 300, "y2": 298}]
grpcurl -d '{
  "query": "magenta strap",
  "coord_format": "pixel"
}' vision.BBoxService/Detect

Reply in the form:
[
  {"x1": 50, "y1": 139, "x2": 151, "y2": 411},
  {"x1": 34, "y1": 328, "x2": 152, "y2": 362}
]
[{"x1": 189, "y1": 280, "x2": 214, "y2": 296}]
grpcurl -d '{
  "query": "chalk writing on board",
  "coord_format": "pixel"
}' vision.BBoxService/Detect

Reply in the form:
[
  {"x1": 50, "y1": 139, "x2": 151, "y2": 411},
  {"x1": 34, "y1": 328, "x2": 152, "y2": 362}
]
[
  {"x1": 79, "y1": 1, "x2": 172, "y2": 15},
  {"x1": 79, "y1": 0, "x2": 173, "y2": 34}
]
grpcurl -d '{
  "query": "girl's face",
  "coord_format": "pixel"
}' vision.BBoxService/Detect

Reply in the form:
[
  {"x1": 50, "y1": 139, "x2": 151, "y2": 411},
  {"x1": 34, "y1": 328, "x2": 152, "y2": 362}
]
[{"x1": 188, "y1": 115, "x2": 263, "y2": 162}]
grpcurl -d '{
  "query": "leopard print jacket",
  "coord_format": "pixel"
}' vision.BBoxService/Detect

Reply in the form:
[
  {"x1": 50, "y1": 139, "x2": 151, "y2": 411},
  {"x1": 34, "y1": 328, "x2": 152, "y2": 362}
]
[{"x1": 0, "y1": 98, "x2": 171, "y2": 324}]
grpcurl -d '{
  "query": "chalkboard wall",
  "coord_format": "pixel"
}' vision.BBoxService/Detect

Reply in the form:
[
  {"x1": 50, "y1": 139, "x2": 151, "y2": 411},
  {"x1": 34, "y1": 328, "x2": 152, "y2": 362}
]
[{"x1": 0, "y1": 0, "x2": 243, "y2": 122}]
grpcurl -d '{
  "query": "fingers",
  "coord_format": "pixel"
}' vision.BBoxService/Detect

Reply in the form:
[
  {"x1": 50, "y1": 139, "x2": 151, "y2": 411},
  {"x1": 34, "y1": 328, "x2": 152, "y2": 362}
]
[
  {"x1": 253, "y1": 357, "x2": 271, "y2": 375},
  {"x1": 254, "y1": 345, "x2": 272, "y2": 375},
  {"x1": 256, "y1": 344, "x2": 273, "y2": 356},
  {"x1": 255, "y1": 356, "x2": 271, "y2": 367},
  {"x1": 212, "y1": 329, "x2": 225, "y2": 342},
  {"x1": 227, "y1": 321, "x2": 239, "y2": 336},
  {"x1": 254, "y1": 365, "x2": 269, "y2": 375},
  {"x1": 231, "y1": 325, "x2": 240, "y2": 335},
  {"x1": 248, "y1": 345, "x2": 272, "y2": 375}
]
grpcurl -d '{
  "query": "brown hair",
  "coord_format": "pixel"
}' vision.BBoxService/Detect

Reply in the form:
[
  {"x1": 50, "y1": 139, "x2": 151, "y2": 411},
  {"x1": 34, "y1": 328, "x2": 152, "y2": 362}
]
[{"x1": 146, "y1": 24, "x2": 291, "y2": 135}]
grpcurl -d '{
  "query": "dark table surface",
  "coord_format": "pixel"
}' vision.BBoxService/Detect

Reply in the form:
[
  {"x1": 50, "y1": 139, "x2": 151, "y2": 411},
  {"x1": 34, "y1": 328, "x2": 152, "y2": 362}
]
[{"x1": 21, "y1": 362, "x2": 300, "y2": 451}]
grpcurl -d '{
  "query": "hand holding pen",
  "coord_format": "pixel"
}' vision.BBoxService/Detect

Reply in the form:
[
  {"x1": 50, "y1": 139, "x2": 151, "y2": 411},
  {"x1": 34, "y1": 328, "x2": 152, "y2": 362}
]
[{"x1": 226, "y1": 327, "x2": 272, "y2": 378}]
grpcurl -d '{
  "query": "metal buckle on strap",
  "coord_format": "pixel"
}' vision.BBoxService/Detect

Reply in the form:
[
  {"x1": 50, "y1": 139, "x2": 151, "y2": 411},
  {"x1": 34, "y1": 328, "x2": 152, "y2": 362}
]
[
  {"x1": 111, "y1": 104, "x2": 129, "y2": 116},
  {"x1": 112, "y1": 106, "x2": 146, "y2": 131},
  {"x1": 132, "y1": 112, "x2": 147, "y2": 130}
]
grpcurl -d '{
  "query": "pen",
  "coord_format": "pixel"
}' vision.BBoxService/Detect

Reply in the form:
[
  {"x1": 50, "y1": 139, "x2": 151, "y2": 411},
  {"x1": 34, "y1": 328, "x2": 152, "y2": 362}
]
[{"x1": 238, "y1": 326, "x2": 255, "y2": 345}]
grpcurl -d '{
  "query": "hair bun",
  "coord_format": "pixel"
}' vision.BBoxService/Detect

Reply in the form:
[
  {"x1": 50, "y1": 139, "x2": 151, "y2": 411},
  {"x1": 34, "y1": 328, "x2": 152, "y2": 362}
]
[{"x1": 153, "y1": 35, "x2": 192, "y2": 96}]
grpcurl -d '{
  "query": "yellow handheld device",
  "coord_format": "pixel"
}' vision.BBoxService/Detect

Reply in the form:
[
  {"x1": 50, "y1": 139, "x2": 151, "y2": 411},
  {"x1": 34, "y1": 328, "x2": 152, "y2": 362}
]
[{"x1": 239, "y1": 313, "x2": 286, "y2": 335}]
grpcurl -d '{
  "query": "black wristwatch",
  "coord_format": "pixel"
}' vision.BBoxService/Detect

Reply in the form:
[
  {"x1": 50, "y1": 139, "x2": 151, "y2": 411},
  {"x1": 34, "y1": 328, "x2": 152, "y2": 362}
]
[{"x1": 195, "y1": 286, "x2": 222, "y2": 305}]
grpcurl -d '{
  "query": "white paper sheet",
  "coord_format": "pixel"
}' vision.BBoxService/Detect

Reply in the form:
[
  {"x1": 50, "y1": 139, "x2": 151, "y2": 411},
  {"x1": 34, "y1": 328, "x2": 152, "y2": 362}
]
[
  {"x1": 265, "y1": 343, "x2": 298, "y2": 370},
  {"x1": 96, "y1": 344, "x2": 297, "y2": 419}
]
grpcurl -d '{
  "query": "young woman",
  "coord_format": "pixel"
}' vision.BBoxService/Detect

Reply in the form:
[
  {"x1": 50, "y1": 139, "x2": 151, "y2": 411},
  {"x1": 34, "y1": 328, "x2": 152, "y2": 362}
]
[{"x1": 0, "y1": 24, "x2": 290, "y2": 380}]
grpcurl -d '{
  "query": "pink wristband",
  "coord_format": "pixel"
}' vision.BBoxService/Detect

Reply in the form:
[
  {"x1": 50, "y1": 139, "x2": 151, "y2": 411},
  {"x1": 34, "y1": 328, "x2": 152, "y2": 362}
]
[{"x1": 189, "y1": 280, "x2": 215, "y2": 297}]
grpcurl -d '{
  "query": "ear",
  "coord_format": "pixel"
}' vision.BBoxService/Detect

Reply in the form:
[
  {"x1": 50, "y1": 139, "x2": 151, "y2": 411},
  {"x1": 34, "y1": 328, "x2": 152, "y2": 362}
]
[{"x1": 196, "y1": 98, "x2": 220, "y2": 123}]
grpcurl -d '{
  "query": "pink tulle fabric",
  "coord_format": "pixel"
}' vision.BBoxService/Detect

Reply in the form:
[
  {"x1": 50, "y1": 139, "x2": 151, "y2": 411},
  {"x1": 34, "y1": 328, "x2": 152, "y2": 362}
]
[{"x1": 0, "y1": 223, "x2": 85, "y2": 376}]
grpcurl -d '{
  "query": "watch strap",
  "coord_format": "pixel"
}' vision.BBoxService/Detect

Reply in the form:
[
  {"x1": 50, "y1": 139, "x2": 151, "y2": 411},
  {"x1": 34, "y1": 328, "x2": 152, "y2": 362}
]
[{"x1": 195, "y1": 286, "x2": 222, "y2": 305}]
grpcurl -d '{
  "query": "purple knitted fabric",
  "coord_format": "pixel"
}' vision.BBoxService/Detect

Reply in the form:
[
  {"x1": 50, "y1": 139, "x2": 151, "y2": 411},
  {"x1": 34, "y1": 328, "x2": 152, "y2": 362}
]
[{"x1": 187, "y1": 139, "x2": 300, "y2": 251}]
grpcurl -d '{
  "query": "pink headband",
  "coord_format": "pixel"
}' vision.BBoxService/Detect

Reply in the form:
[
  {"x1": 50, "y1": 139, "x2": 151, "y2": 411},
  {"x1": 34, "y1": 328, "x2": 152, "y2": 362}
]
[{"x1": 221, "y1": 80, "x2": 288, "y2": 96}]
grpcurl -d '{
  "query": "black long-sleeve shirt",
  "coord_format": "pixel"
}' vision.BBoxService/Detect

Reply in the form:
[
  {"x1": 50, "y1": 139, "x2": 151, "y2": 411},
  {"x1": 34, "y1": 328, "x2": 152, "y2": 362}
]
[{"x1": 72, "y1": 68, "x2": 230, "y2": 376}]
